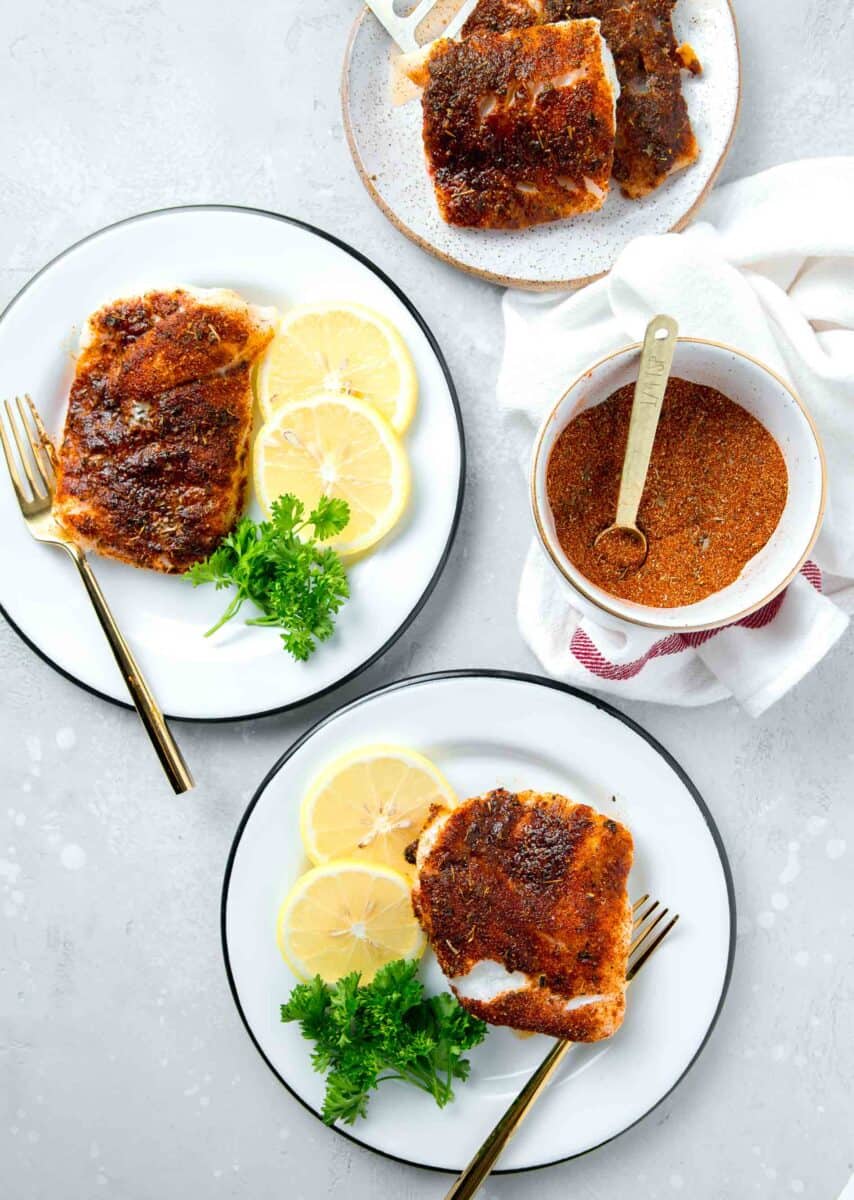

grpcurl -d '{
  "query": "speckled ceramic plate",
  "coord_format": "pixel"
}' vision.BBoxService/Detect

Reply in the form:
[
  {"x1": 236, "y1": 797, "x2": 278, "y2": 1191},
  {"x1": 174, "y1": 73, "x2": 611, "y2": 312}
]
[
  {"x1": 222, "y1": 671, "x2": 735, "y2": 1173},
  {"x1": 0, "y1": 207, "x2": 464, "y2": 721},
  {"x1": 342, "y1": 2, "x2": 741, "y2": 290}
]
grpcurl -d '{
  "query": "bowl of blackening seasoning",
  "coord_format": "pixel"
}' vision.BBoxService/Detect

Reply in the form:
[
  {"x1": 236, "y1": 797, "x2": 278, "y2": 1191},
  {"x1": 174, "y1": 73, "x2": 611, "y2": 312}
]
[{"x1": 531, "y1": 339, "x2": 826, "y2": 632}]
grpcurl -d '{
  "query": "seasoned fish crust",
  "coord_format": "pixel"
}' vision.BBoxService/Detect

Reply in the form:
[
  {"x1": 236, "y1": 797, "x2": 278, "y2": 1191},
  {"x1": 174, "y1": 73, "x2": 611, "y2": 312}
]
[
  {"x1": 556, "y1": 0, "x2": 699, "y2": 197},
  {"x1": 412, "y1": 788, "x2": 633, "y2": 1040},
  {"x1": 460, "y1": 0, "x2": 545, "y2": 32},
  {"x1": 465, "y1": 0, "x2": 700, "y2": 199},
  {"x1": 418, "y1": 20, "x2": 616, "y2": 228},
  {"x1": 54, "y1": 288, "x2": 275, "y2": 573}
]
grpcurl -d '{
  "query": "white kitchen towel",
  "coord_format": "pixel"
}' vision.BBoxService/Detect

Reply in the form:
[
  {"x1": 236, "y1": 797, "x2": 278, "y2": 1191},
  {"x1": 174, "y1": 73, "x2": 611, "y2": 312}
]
[{"x1": 499, "y1": 158, "x2": 854, "y2": 716}]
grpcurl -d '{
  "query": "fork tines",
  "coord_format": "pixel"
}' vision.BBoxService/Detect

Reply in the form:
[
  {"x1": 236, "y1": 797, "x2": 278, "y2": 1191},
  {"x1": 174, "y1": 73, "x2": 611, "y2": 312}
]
[
  {"x1": 0, "y1": 394, "x2": 56, "y2": 511},
  {"x1": 628, "y1": 896, "x2": 679, "y2": 982}
]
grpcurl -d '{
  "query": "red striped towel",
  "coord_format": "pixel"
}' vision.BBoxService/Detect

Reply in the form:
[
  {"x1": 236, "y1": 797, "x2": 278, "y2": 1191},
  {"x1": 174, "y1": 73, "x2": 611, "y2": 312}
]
[{"x1": 502, "y1": 163, "x2": 854, "y2": 714}]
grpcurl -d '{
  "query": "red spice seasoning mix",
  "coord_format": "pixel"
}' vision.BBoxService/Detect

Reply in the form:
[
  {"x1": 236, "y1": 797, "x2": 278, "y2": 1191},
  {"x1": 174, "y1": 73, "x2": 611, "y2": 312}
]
[{"x1": 545, "y1": 378, "x2": 789, "y2": 608}]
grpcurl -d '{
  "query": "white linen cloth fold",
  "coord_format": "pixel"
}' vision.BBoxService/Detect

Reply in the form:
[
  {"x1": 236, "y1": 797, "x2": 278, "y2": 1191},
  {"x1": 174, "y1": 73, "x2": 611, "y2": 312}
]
[{"x1": 499, "y1": 159, "x2": 854, "y2": 716}]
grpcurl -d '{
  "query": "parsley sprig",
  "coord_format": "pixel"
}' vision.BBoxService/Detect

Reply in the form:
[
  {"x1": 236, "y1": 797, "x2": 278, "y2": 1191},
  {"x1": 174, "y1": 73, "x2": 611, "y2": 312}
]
[
  {"x1": 186, "y1": 494, "x2": 350, "y2": 661},
  {"x1": 281, "y1": 959, "x2": 488, "y2": 1124}
]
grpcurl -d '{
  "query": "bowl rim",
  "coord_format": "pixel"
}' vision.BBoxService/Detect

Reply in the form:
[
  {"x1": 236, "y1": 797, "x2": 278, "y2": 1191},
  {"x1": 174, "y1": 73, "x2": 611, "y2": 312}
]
[{"x1": 530, "y1": 335, "x2": 828, "y2": 634}]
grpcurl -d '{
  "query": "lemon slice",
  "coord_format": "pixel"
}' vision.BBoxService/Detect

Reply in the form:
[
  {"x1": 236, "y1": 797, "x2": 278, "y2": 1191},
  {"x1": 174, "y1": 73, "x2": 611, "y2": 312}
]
[
  {"x1": 256, "y1": 303, "x2": 418, "y2": 434},
  {"x1": 300, "y1": 745, "x2": 456, "y2": 876},
  {"x1": 253, "y1": 394, "x2": 410, "y2": 557},
  {"x1": 276, "y1": 861, "x2": 424, "y2": 983}
]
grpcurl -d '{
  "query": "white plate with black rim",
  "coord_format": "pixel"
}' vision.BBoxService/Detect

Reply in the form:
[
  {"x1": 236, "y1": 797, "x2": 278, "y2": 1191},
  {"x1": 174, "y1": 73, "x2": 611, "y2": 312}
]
[
  {"x1": 0, "y1": 207, "x2": 463, "y2": 721},
  {"x1": 342, "y1": 0, "x2": 741, "y2": 290},
  {"x1": 222, "y1": 670, "x2": 735, "y2": 1173}
]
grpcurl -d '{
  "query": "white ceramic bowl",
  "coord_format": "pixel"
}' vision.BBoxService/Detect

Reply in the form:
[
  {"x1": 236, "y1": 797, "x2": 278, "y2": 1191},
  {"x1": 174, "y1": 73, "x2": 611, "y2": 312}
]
[{"x1": 531, "y1": 338, "x2": 826, "y2": 633}]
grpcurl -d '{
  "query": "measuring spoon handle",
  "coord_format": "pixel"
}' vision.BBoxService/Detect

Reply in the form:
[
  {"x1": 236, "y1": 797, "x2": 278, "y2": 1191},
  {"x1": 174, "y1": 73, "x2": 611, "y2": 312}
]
[{"x1": 615, "y1": 315, "x2": 679, "y2": 531}]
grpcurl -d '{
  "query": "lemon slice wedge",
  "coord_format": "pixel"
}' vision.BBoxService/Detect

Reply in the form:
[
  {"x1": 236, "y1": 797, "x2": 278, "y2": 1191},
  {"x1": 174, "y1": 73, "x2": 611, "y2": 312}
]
[
  {"x1": 253, "y1": 394, "x2": 411, "y2": 558},
  {"x1": 300, "y1": 745, "x2": 455, "y2": 876},
  {"x1": 276, "y1": 861, "x2": 424, "y2": 983},
  {"x1": 256, "y1": 302, "x2": 418, "y2": 434}
]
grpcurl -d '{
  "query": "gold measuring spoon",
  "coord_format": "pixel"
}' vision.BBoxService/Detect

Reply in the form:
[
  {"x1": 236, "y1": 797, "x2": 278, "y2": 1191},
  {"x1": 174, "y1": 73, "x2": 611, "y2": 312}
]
[{"x1": 594, "y1": 314, "x2": 679, "y2": 566}]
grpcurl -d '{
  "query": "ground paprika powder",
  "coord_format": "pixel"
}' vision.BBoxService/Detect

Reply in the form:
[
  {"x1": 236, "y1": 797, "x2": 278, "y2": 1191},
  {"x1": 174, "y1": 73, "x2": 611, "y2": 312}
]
[{"x1": 546, "y1": 378, "x2": 789, "y2": 608}]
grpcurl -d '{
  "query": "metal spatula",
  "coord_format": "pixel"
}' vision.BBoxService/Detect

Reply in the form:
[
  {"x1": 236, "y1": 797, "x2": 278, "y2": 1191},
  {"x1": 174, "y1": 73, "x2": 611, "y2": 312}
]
[{"x1": 363, "y1": 0, "x2": 480, "y2": 52}]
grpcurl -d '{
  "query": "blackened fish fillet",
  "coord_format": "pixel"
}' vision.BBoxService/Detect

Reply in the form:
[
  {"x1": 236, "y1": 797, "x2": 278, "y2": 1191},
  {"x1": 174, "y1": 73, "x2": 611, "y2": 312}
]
[
  {"x1": 54, "y1": 288, "x2": 275, "y2": 573},
  {"x1": 407, "y1": 19, "x2": 618, "y2": 228},
  {"x1": 465, "y1": 0, "x2": 701, "y2": 199},
  {"x1": 412, "y1": 788, "x2": 634, "y2": 1040}
]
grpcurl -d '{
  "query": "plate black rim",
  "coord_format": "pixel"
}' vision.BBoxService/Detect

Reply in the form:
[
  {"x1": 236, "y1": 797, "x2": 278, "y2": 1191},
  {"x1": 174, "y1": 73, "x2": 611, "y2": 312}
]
[
  {"x1": 220, "y1": 668, "x2": 738, "y2": 1176},
  {"x1": 0, "y1": 205, "x2": 466, "y2": 724}
]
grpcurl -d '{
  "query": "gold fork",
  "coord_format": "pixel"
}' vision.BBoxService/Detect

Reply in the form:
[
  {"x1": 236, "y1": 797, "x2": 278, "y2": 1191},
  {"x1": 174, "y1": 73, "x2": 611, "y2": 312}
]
[
  {"x1": 444, "y1": 896, "x2": 679, "y2": 1199},
  {"x1": 0, "y1": 395, "x2": 194, "y2": 794}
]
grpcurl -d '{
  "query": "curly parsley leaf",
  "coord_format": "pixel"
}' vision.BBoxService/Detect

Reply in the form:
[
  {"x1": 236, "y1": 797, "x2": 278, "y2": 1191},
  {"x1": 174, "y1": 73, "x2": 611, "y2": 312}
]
[
  {"x1": 185, "y1": 493, "x2": 350, "y2": 661},
  {"x1": 309, "y1": 496, "x2": 351, "y2": 542},
  {"x1": 280, "y1": 959, "x2": 488, "y2": 1125}
]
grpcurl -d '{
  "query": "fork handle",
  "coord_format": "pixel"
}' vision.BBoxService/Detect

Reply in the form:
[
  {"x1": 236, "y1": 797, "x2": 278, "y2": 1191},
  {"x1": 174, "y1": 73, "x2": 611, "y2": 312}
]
[
  {"x1": 444, "y1": 1038, "x2": 573, "y2": 1199},
  {"x1": 68, "y1": 548, "x2": 194, "y2": 794}
]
